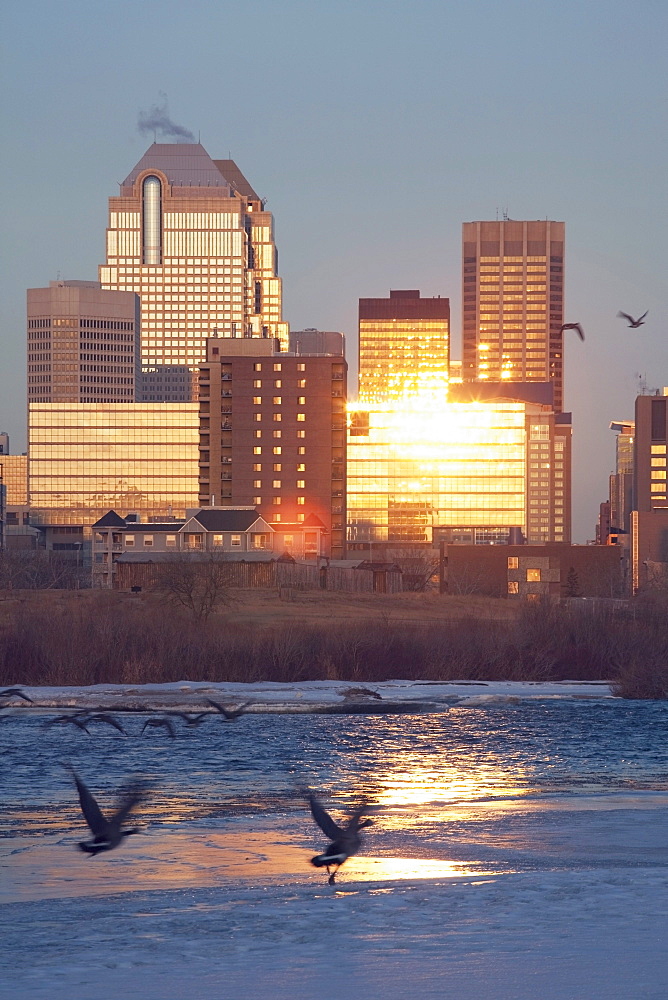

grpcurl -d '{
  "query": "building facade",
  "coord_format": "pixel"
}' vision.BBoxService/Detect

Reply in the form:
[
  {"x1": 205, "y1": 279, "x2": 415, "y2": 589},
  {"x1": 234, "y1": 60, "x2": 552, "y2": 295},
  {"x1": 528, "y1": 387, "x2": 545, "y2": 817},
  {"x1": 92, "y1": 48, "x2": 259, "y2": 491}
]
[
  {"x1": 358, "y1": 290, "x2": 450, "y2": 403},
  {"x1": 289, "y1": 329, "x2": 345, "y2": 357},
  {"x1": 462, "y1": 221, "x2": 566, "y2": 412},
  {"x1": 28, "y1": 402, "x2": 199, "y2": 525},
  {"x1": 27, "y1": 281, "x2": 139, "y2": 403},
  {"x1": 198, "y1": 338, "x2": 347, "y2": 558},
  {"x1": 98, "y1": 142, "x2": 288, "y2": 401},
  {"x1": 347, "y1": 396, "x2": 569, "y2": 547}
]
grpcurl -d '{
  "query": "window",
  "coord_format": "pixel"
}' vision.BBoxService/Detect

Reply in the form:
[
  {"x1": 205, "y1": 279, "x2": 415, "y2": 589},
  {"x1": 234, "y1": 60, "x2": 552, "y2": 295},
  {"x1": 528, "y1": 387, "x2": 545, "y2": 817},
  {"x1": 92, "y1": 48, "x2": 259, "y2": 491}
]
[
  {"x1": 253, "y1": 380, "x2": 262, "y2": 388},
  {"x1": 253, "y1": 479, "x2": 262, "y2": 488},
  {"x1": 253, "y1": 463, "x2": 262, "y2": 472},
  {"x1": 212, "y1": 534, "x2": 223, "y2": 547},
  {"x1": 298, "y1": 446, "x2": 306, "y2": 455},
  {"x1": 231, "y1": 534, "x2": 242, "y2": 546},
  {"x1": 526, "y1": 568, "x2": 541, "y2": 582},
  {"x1": 166, "y1": 534, "x2": 177, "y2": 548},
  {"x1": 273, "y1": 413, "x2": 282, "y2": 422},
  {"x1": 254, "y1": 363, "x2": 262, "y2": 371},
  {"x1": 297, "y1": 496, "x2": 305, "y2": 505},
  {"x1": 297, "y1": 413, "x2": 305, "y2": 421},
  {"x1": 273, "y1": 463, "x2": 282, "y2": 472},
  {"x1": 273, "y1": 446, "x2": 282, "y2": 454},
  {"x1": 507, "y1": 557, "x2": 518, "y2": 569},
  {"x1": 143, "y1": 535, "x2": 154, "y2": 547},
  {"x1": 271, "y1": 513, "x2": 281, "y2": 522},
  {"x1": 297, "y1": 363, "x2": 305, "y2": 371},
  {"x1": 508, "y1": 581, "x2": 519, "y2": 594},
  {"x1": 273, "y1": 430, "x2": 282, "y2": 438},
  {"x1": 273, "y1": 396, "x2": 282, "y2": 405},
  {"x1": 125, "y1": 535, "x2": 135, "y2": 547},
  {"x1": 186, "y1": 534, "x2": 203, "y2": 550},
  {"x1": 297, "y1": 430, "x2": 306, "y2": 438},
  {"x1": 284, "y1": 534, "x2": 294, "y2": 547},
  {"x1": 253, "y1": 446, "x2": 262, "y2": 455},
  {"x1": 273, "y1": 480, "x2": 281, "y2": 488},
  {"x1": 253, "y1": 496, "x2": 262, "y2": 505},
  {"x1": 272, "y1": 496, "x2": 281, "y2": 505},
  {"x1": 252, "y1": 534, "x2": 268, "y2": 549},
  {"x1": 298, "y1": 379, "x2": 306, "y2": 388},
  {"x1": 273, "y1": 363, "x2": 281, "y2": 372},
  {"x1": 254, "y1": 412, "x2": 262, "y2": 422},
  {"x1": 253, "y1": 396, "x2": 262, "y2": 405},
  {"x1": 255, "y1": 430, "x2": 262, "y2": 439},
  {"x1": 297, "y1": 463, "x2": 305, "y2": 472},
  {"x1": 297, "y1": 480, "x2": 305, "y2": 489},
  {"x1": 274, "y1": 379, "x2": 282, "y2": 388},
  {"x1": 298, "y1": 396, "x2": 306, "y2": 405}
]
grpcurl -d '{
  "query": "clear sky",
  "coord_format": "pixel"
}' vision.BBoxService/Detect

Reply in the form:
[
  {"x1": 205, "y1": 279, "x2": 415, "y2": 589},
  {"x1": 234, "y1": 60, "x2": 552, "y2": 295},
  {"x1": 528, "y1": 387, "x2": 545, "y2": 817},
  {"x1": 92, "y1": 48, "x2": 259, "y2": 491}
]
[{"x1": 1, "y1": 0, "x2": 666, "y2": 541}]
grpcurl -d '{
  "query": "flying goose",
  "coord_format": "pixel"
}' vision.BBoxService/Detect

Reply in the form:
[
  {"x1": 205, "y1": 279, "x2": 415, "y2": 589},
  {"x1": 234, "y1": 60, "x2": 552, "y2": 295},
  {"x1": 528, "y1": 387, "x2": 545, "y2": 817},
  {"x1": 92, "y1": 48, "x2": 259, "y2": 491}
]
[
  {"x1": 170, "y1": 711, "x2": 209, "y2": 728},
  {"x1": 65, "y1": 767, "x2": 146, "y2": 856},
  {"x1": 0, "y1": 687, "x2": 33, "y2": 703},
  {"x1": 305, "y1": 789, "x2": 374, "y2": 884},
  {"x1": 81, "y1": 713, "x2": 128, "y2": 735},
  {"x1": 43, "y1": 715, "x2": 91, "y2": 734},
  {"x1": 205, "y1": 697, "x2": 252, "y2": 720},
  {"x1": 618, "y1": 310, "x2": 648, "y2": 328},
  {"x1": 141, "y1": 716, "x2": 176, "y2": 738}
]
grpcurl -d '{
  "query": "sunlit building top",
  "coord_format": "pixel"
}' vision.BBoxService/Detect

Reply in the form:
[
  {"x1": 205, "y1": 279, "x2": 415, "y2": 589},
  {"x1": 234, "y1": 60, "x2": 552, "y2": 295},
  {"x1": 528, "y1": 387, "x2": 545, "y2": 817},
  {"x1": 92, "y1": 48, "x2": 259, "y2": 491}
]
[
  {"x1": 99, "y1": 142, "x2": 288, "y2": 398},
  {"x1": 462, "y1": 221, "x2": 566, "y2": 411},
  {"x1": 359, "y1": 290, "x2": 450, "y2": 403}
]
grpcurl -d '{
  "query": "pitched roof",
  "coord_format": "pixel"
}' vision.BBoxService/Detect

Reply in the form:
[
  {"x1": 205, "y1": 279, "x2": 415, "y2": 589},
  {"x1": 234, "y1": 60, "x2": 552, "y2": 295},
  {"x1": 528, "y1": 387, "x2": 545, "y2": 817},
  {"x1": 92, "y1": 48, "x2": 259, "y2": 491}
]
[
  {"x1": 92, "y1": 510, "x2": 127, "y2": 528},
  {"x1": 188, "y1": 508, "x2": 271, "y2": 532},
  {"x1": 213, "y1": 160, "x2": 260, "y2": 200},
  {"x1": 121, "y1": 143, "x2": 232, "y2": 191}
]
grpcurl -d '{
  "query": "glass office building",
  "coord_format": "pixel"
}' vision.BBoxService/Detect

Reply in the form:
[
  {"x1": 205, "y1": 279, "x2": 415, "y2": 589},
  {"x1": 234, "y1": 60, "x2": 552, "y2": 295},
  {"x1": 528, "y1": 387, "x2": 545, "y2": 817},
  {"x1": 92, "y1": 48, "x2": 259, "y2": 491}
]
[
  {"x1": 99, "y1": 143, "x2": 288, "y2": 401},
  {"x1": 28, "y1": 403, "x2": 200, "y2": 524}
]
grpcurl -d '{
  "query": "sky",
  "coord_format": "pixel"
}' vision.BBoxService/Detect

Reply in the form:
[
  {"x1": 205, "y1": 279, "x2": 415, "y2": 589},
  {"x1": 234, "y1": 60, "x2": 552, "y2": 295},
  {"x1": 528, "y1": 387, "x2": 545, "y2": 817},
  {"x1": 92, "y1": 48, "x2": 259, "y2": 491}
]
[{"x1": 1, "y1": 0, "x2": 666, "y2": 542}]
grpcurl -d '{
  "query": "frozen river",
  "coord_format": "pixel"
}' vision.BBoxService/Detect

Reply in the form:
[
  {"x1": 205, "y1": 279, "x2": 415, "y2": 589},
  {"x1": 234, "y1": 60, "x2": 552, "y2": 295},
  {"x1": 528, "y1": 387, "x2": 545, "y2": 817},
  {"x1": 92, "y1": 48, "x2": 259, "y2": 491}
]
[{"x1": 2, "y1": 685, "x2": 668, "y2": 999}]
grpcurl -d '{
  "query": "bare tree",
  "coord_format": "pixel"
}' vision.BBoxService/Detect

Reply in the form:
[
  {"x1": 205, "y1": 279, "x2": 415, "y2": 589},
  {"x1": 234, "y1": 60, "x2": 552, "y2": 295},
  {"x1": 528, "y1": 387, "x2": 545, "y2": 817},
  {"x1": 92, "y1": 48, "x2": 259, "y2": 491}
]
[{"x1": 153, "y1": 555, "x2": 232, "y2": 621}]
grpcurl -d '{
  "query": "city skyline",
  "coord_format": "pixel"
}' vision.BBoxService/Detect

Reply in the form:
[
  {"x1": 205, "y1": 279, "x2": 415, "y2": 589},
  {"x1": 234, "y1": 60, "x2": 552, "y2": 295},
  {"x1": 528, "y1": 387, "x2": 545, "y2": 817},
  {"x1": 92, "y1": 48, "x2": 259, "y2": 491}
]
[{"x1": 1, "y1": 1, "x2": 666, "y2": 542}]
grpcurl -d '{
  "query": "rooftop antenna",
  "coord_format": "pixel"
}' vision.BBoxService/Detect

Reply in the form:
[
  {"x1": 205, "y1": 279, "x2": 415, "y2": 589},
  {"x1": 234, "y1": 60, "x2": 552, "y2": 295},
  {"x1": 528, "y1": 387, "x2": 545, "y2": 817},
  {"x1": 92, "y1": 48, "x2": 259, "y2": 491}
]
[
  {"x1": 636, "y1": 372, "x2": 648, "y2": 395},
  {"x1": 503, "y1": 207, "x2": 509, "y2": 221},
  {"x1": 198, "y1": 130, "x2": 201, "y2": 143}
]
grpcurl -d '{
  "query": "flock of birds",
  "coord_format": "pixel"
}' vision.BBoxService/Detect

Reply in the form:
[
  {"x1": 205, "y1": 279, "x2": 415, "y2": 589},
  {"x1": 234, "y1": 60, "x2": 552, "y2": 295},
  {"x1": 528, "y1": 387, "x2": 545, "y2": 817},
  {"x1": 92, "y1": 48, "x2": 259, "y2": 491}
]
[
  {"x1": 1, "y1": 687, "x2": 371, "y2": 884},
  {"x1": 561, "y1": 309, "x2": 648, "y2": 343}
]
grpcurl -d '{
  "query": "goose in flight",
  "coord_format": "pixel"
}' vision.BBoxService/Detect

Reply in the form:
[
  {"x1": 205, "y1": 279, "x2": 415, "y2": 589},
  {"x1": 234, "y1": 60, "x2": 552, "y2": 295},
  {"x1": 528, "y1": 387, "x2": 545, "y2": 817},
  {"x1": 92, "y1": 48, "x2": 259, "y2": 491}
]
[
  {"x1": 618, "y1": 310, "x2": 648, "y2": 328},
  {"x1": 205, "y1": 697, "x2": 252, "y2": 720},
  {"x1": 65, "y1": 766, "x2": 146, "y2": 856},
  {"x1": 81, "y1": 713, "x2": 127, "y2": 735},
  {"x1": 0, "y1": 688, "x2": 33, "y2": 703},
  {"x1": 170, "y1": 711, "x2": 209, "y2": 728},
  {"x1": 560, "y1": 322, "x2": 585, "y2": 341},
  {"x1": 305, "y1": 789, "x2": 374, "y2": 884},
  {"x1": 141, "y1": 716, "x2": 176, "y2": 738}
]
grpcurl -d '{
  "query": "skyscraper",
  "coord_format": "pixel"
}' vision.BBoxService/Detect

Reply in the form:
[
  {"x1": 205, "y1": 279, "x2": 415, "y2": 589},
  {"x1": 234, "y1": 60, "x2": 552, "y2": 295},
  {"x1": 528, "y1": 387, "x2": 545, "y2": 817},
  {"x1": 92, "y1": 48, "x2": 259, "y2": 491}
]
[
  {"x1": 98, "y1": 142, "x2": 288, "y2": 398},
  {"x1": 27, "y1": 281, "x2": 139, "y2": 403},
  {"x1": 358, "y1": 290, "x2": 450, "y2": 403},
  {"x1": 462, "y1": 221, "x2": 565, "y2": 411}
]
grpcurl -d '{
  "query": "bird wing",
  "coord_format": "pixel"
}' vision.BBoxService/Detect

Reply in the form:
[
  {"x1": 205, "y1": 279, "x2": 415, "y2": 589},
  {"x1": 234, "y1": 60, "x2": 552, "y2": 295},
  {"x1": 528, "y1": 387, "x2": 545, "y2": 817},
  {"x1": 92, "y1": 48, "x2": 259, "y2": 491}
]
[
  {"x1": 306, "y1": 791, "x2": 344, "y2": 839},
  {"x1": 92, "y1": 714, "x2": 126, "y2": 734},
  {"x1": 345, "y1": 802, "x2": 373, "y2": 832},
  {"x1": 109, "y1": 786, "x2": 146, "y2": 831},
  {"x1": 638, "y1": 310, "x2": 648, "y2": 323},
  {"x1": 69, "y1": 770, "x2": 108, "y2": 837},
  {"x1": 617, "y1": 311, "x2": 633, "y2": 323},
  {"x1": 205, "y1": 697, "x2": 228, "y2": 716},
  {"x1": 575, "y1": 324, "x2": 585, "y2": 341}
]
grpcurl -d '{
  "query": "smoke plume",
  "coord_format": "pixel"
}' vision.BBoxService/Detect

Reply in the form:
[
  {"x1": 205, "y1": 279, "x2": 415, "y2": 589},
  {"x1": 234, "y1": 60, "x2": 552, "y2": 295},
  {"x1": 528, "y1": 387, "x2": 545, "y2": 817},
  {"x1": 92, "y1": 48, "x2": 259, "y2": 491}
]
[{"x1": 138, "y1": 93, "x2": 195, "y2": 143}]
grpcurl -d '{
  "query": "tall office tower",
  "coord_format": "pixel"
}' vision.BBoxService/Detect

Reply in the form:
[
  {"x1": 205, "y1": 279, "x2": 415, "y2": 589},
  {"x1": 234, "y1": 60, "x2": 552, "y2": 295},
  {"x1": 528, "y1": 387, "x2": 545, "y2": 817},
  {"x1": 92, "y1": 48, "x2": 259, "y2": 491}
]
[
  {"x1": 630, "y1": 391, "x2": 668, "y2": 592},
  {"x1": 27, "y1": 282, "x2": 139, "y2": 403},
  {"x1": 358, "y1": 290, "x2": 450, "y2": 403},
  {"x1": 199, "y1": 338, "x2": 347, "y2": 558},
  {"x1": 608, "y1": 420, "x2": 634, "y2": 536},
  {"x1": 462, "y1": 221, "x2": 566, "y2": 411},
  {"x1": 99, "y1": 142, "x2": 288, "y2": 400}
]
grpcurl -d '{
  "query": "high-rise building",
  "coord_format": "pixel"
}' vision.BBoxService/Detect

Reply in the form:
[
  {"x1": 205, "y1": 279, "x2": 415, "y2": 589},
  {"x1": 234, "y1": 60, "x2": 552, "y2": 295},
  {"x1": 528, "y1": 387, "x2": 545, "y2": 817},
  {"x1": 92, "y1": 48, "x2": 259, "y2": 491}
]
[
  {"x1": 198, "y1": 338, "x2": 347, "y2": 558},
  {"x1": 358, "y1": 290, "x2": 450, "y2": 403},
  {"x1": 462, "y1": 221, "x2": 565, "y2": 411},
  {"x1": 347, "y1": 395, "x2": 569, "y2": 546},
  {"x1": 607, "y1": 420, "x2": 634, "y2": 537},
  {"x1": 28, "y1": 402, "x2": 199, "y2": 525},
  {"x1": 630, "y1": 390, "x2": 668, "y2": 592},
  {"x1": 27, "y1": 281, "x2": 139, "y2": 403},
  {"x1": 98, "y1": 142, "x2": 288, "y2": 400}
]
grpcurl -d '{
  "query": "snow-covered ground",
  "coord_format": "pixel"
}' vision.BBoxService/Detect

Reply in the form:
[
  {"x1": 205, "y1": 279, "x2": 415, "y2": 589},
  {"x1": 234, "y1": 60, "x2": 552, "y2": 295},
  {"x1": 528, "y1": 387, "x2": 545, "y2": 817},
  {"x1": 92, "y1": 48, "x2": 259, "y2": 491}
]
[{"x1": 2, "y1": 682, "x2": 667, "y2": 1000}]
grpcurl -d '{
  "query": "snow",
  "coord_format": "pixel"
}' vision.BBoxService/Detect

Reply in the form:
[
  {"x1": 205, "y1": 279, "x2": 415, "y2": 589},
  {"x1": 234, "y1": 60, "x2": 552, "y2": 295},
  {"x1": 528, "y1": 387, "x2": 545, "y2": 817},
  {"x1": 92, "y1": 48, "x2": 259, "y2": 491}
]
[{"x1": 2, "y1": 682, "x2": 667, "y2": 1000}]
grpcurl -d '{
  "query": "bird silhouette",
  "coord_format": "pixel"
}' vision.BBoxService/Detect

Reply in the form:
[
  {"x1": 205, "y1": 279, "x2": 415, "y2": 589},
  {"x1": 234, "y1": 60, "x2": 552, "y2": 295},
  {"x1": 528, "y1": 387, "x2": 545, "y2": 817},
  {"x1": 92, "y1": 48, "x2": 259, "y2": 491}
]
[
  {"x1": 305, "y1": 789, "x2": 374, "y2": 884},
  {"x1": 205, "y1": 697, "x2": 252, "y2": 720},
  {"x1": 618, "y1": 310, "x2": 648, "y2": 328},
  {"x1": 81, "y1": 713, "x2": 127, "y2": 735},
  {"x1": 0, "y1": 687, "x2": 33, "y2": 703},
  {"x1": 560, "y1": 322, "x2": 585, "y2": 341},
  {"x1": 170, "y1": 711, "x2": 209, "y2": 728},
  {"x1": 65, "y1": 766, "x2": 146, "y2": 856},
  {"x1": 141, "y1": 716, "x2": 176, "y2": 738},
  {"x1": 43, "y1": 714, "x2": 91, "y2": 734}
]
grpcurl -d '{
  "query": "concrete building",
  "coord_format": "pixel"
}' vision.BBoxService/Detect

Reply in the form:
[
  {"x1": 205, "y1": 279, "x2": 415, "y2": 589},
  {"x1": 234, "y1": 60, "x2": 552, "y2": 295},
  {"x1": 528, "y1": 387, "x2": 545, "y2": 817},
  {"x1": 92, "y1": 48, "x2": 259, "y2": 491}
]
[
  {"x1": 629, "y1": 391, "x2": 668, "y2": 592},
  {"x1": 28, "y1": 402, "x2": 199, "y2": 527},
  {"x1": 358, "y1": 290, "x2": 450, "y2": 403},
  {"x1": 98, "y1": 142, "x2": 288, "y2": 401},
  {"x1": 289, "y1": 329, "x2": 345, "y2": 357},
  {"x1": 27, "y1": 281, "x2": 139, "y2": 403},
  {"x1": 198, "y1": 338, "x2": 347, "y2": 559},
  {"x1": 462, "y1": 221, "x2": 566, "y2": 412}
]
